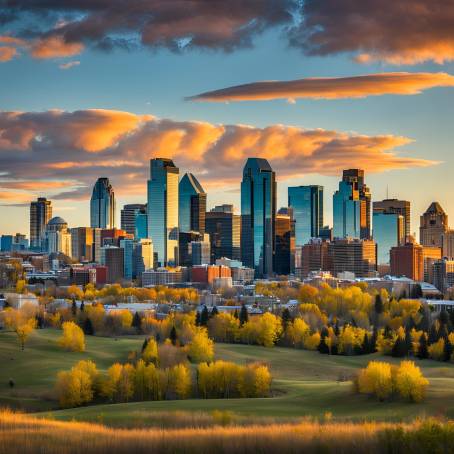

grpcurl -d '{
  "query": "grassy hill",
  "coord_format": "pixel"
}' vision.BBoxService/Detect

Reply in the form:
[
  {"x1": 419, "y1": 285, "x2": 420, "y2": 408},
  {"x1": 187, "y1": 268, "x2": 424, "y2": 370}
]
[{"x1": 1, "y1": 329, "x2": 454, "y2": 425}]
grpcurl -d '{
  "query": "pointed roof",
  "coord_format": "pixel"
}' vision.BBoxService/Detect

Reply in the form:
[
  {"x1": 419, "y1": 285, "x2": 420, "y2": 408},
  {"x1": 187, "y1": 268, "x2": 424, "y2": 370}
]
[
  {"x1": 180, "y1": 173, "x2": 206, "y2": 195},
  {"x1": 425, "y1": 202, "x2": 446, "y2": 215}
]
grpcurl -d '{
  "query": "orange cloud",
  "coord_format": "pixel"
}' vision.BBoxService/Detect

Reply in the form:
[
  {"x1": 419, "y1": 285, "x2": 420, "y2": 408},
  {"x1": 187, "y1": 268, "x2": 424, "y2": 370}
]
[
  {"x1": 0, "y1": 46, "x2": 17, "y2": 62},
  {"x1": 0, "y1": 109, "x2": 438, "y2": 204},
  {"x1": 30, "y1": 35, "x2": 84, "y2": 59},
  {"x1": 189, "y1": 72, "x2": 454, "y2": 103}
]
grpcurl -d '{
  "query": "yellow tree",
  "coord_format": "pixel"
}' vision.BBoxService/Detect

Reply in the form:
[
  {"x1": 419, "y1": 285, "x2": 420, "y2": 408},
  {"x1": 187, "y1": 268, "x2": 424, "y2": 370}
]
[
  {"x1": 169, "y1": 364, "x2": 192, "y2": 399},
  {"x1": 2, "y1": 308, "x2": 36, "y2": 350},
  {"x1": 394, "y1": 360, "x2": 429, "y2": 402},
  {"x1": 188, "y1": 328, "x2": 214, "y2": 363},
  {"x1": 142, "y1": 338, "x2": 159, "y2": 364},
  {"x1": 55, "y1": 367, "x2": 93, "y2": 408},
  {"x1": 252, "y1": 365, "x2": 272, "y2": 397},
  {"x1": 358, "y1": 361, "x2": 393, "y2": 401},
  {"x1": 58, "y1": 321, "x2": 85, "y2": 352},
  {"x1": 15, "y1": 279, "x2": 27, "y2": 294}
]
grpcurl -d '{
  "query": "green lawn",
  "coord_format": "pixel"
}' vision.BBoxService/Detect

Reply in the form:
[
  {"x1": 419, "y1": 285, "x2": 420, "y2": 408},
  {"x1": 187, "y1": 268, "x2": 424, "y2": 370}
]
[{"x1": 1, "y1": 329, "x2": 454, "y2": 424}]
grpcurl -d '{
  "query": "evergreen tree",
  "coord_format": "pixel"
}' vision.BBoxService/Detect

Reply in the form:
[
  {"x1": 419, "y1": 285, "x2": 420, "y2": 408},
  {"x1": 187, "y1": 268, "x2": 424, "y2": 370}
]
[
  {"x1": 80, "y1": 301, "x2": 85, "y2": 312},
  {"x1": 35, "y1": 314, "x2": 44, "y2": 329},
  {"x1": 334, "y1": 321, "x2": 340, "y2": 337},
  {"x1": 170, "y1": 326, "x2": 177, "y2": 346},
  {"x1": 405, "y1": 327, "x2": 413, "y2": 356},
  {"x1": 83, "y1": 317, "x2": 94, "y2": 335},
  {"x1": 392, "y1": 336, "x2": 408, "y2": 357},
  {"x1": 132, "y1": 312, "x2": 142, "y2": 333},
  {"x1": 374, "y1": 294, "x2": 384, "y2": 315},
  {"x1": 210, "y1": 306, "x2": 219, "y2": 318},
  {"x1": 239, "y1": 304, "x2": 249, "y2": 327},
  {"x1": 428, "y1": 323, "x2": 439, "y2": 344},
  {"x1": 71, "y1": 299, "x2": 77, "y2": 317},
  {"x1": 361, "y1": 333, "x2": 370, "y2": 354},
  {"x1": 233, "y1": 309, "x2": 239, "y2": 320},
  {"x1": 281, "y1": 308, "x2": 292, "y2": 331},
  {"x1": 443, "y1": 338, "x2": 453, "y2": 362},
  {"x1": 411, "y1": 284, "x2": 423, "y2": 299},
  {"x1": 417, "y1": 333, "x2": 429, "y2": 359},
  {"x1": 200, "y1": 306, "x2": 209, "y2": 326},
  {"x1": 318, "y1": 327, "x2": 330, "y2": 354},
  {"x1": 370, "y1": 326, "x2": 378, "y2": 353},
  {"x1": 141, "y1": 337, "x2": 149, "y2": 353},
  {"x1": 195, "y1": 311, "x2": 201, "y2": 326}
]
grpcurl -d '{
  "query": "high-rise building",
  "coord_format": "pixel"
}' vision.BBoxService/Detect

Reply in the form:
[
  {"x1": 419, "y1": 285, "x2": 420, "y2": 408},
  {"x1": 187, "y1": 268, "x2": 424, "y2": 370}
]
[
  {"x1": 190, "y1": 235, "x2": 211, "y2": 265},
  {"x1": 372, "y1": 212, "x2": 404, "y2": 266},
  {"x1": 390, "y1": 241, "x2": 424, "y2": 281},
  {"x1": 70, "y1": 227, "x2": 94, "y2": 262},
  {"x1": 433, "y1": 259, "x2": 454, "y2": 293},
  {"x1": 179, "y1": 231, "x2": 204, "y2": 266},
  {"x1": 422, "y1": 246, "x2": 442, "y2": 284},
  {"x1": 100, "y1": 246, "x2": 124, "y2": 283},
  {"x1": 1, "y1": 234, "x2": 28, "y2": 252},
  {"x1": 288, "y1": 185, "x2": 323, "y2": 246},
  {"x1": 179, "y1": 173, "x2": 206, "y2": 234},
  {"x1": 333, "y1": 169, "x2": 370, "y2": 239},
  {"x1": 46, "y1": 217, "x2": 72, "y2": 257},
  {"x1": 0, "y1": 235, "x2": 13, "y2": 252},
  {"x1": 274, "y1": 208, "x2": 295, "y2": 275},
  {"x1": 300, "y1": 238, "x2": 331, "y2": 278},
  {"x1": 120, "y1": 204, "x2": 146, "y2": 236},
  {"x1": 328, "y1": 238, "x2": 376, "y2": 278},
  {"x1": 133, "y1": 239, "x2": 154, "y2": 280},
  {"x1": 205, "y1": 205, "x2": 241, "y2": 262},
  {"x1": 135, "y1": 210, "x2": 148, "y2": 240},
  {"x1": 119, "y1": 238, "x2": 134, "y2": 281},
  {"x1": 30, "y1": 197, "x2": 52, "y2": 250},
  {"x1": 147, "y1": 158, "x2": 179, "y2": 267},
  {"x1": 373, "y1": 199, "x2": 411, "y2": 239},
  {"x1": 90, "y1": 178, "x2": 116, "y2": 229},
  {"x1": 420, "y1": 202, "x2": 448, "y2": 248},
  {"x1": 241, "y1": 158, "x2": 276, "y2": 277}
]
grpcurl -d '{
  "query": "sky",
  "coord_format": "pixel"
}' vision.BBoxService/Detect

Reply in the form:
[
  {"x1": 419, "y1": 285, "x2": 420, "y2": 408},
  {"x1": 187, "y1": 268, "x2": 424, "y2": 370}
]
[{"x1": 0, "y1": 0, "x2": 454, "y2": 237}]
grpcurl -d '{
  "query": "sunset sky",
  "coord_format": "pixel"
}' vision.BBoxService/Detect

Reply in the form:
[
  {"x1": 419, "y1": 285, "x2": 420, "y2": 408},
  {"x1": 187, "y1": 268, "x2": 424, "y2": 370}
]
[{"x1": 1, "y1": 1, "x2": 454, "y2": 236}]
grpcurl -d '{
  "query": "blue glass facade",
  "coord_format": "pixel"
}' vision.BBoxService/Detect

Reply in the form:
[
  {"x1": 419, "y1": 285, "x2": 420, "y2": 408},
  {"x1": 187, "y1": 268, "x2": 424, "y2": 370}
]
[
  {"x1": 288, "y1": 185, "x2": 323, "y2": 246},
  {"x1": 1, "y1": 235, "x2": 13, "y2": 252},
  {"x1": 241, "y1": 158, "x2": 276, "y2": 277},
  {"x1": 90, "y1": 178, "x2": 116, "y2": 229},
  {"x1": 120, "y1": 238, "x2": 134, "y2": 280},
  {"x1": 147, "y1": 158, "x2": 179, "y2": 267},
  {"x1": 135, "y1": 212, "x2": 148, "y2": 240},
  {"x1": 373, "y1": 212, "x2": 404, "y2": 265},
  {"x1": 178, "y1": 173, "x2": 206, "y2": 234},
  {"x1": 333, "y1": 180, "x2": 361, "y2": 239}
]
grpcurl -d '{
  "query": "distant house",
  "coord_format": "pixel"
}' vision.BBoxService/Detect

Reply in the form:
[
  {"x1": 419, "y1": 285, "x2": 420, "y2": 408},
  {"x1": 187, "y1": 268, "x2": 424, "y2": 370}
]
[{"x1": 4, "y1": 293, "x2": 39, "y2": 309}]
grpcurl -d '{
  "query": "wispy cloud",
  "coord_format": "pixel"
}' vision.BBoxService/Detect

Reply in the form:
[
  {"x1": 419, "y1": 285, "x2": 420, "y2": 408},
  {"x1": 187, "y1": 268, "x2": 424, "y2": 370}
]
[
  {"x1": 188, "y1": 72, "x2": 454, "y2": 103},
  {"x1": 0, "y1": 109, "x2": 437, "y2": 205},
  {"x1": 59, "y1": 60, "x2": 80, "y2": 70}
]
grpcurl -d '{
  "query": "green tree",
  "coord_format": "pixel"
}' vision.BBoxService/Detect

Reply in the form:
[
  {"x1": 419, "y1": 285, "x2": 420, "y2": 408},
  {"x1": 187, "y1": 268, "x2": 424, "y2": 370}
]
[{"x1": 239, "y1": 304, "x2": 249, "y2": 327}]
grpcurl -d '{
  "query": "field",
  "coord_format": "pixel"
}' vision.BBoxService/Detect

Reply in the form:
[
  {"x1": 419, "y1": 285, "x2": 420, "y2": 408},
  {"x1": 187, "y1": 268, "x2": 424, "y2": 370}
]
[{"x1": 1, "y1": 329, "x2": 454, "y2": 426}]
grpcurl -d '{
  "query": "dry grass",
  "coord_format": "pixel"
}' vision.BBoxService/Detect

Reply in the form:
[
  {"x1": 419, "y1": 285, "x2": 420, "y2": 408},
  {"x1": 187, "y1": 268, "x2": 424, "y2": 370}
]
[{"x1": 0, "y1": 409, "x2": 453, "y2": 453}]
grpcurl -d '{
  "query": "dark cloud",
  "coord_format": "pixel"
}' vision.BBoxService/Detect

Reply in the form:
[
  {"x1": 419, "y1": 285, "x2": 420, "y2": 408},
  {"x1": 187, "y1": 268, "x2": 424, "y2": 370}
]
[
  {"x1": 290, "y1": 0, "x2": 454, "y2": 64},
  {"x1": 0, "y1": 109, "x2": 437, "y2": 204}
]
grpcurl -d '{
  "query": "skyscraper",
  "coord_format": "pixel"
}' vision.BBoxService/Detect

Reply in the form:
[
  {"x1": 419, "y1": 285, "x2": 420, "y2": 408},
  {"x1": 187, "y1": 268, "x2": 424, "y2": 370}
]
[
  {"x1": 121, "y1": 204, "x2": 146, "y2": 236},
  {"x1": 420, "y1": 202, "x2": 448, "y2": 248},
  {"x1": 372, "y1": 212, "x2": 404, "y2": 267},
  {"x1": 30, "y1": 197, "x2": 52, "y2": 250},
  {"x1": 70, "y1": 227, "x2": 94, "y2": 262},
  {"x1": 274, "y1": 208, "x2": 295, "y2": 275},
  {"x1": 373, "y1": 199, "x2": 411, "y2": 239},
  {"x1": 390, "y1": 241, "x2": 424, "y2": 281},
  {"x1": 205, "y1": 205, "x2": 241, "y2": 262},
  {"x1": 288, "y1": 185, "x2": 323, "y2": 246},
  {"x1": 179, "y1": 173, "x2": 206, "y2": 234},
  {"x1": 90, "y1": 178, "x2": 116, "y2": 229},
  {"x1": 241, "y1": 158, "x2": 276, "y2": 277},
  {"x1": 333, "y1": 169, "x2": 371, "y2": 239},
  {"x1": 147, "y1": 158, "x2": 179, "y2": 267},
  {"x1": 46, "y1": 216, "x2": 72, "y2": 257}
]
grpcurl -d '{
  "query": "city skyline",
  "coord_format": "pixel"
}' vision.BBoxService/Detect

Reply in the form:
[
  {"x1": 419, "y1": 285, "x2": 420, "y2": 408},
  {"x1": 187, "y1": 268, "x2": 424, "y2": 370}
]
[{"x1": 1, "y1": 1, "x2": 454, "y2": 237}]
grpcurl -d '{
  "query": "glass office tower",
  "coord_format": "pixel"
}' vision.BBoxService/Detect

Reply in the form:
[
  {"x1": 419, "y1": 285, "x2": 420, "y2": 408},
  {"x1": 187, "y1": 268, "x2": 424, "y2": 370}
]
[
  {"x1": 241, "y1": 158, "x2": 276, "y2": 277},
  {"x1": 147, "y1": 158, "x2": 179, "y2": 267},
  {"x1": 333, "y1": 180, "x2": 361, "y2": 239},
  {"x1": 288, "y1": 185, "x2": 323, "y2": 246},
  {"x1": 30, "y1": 197, "x2": 52, "y2": 250},
  {"x1": 373, "y1": 212, "x2": 404, "y2": 265},
  {"x1": 90, "y1": 178, "x2": 116, "y2": 229},
  {"x1": 178, "y1": 173, "x2": 206, "y2": 234}
]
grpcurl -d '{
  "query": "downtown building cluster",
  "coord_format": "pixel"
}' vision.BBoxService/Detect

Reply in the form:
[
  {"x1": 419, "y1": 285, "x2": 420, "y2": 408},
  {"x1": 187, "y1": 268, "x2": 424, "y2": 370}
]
[{"x1": 2, "y1": 157, "x2": 454, "y2": 295}]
